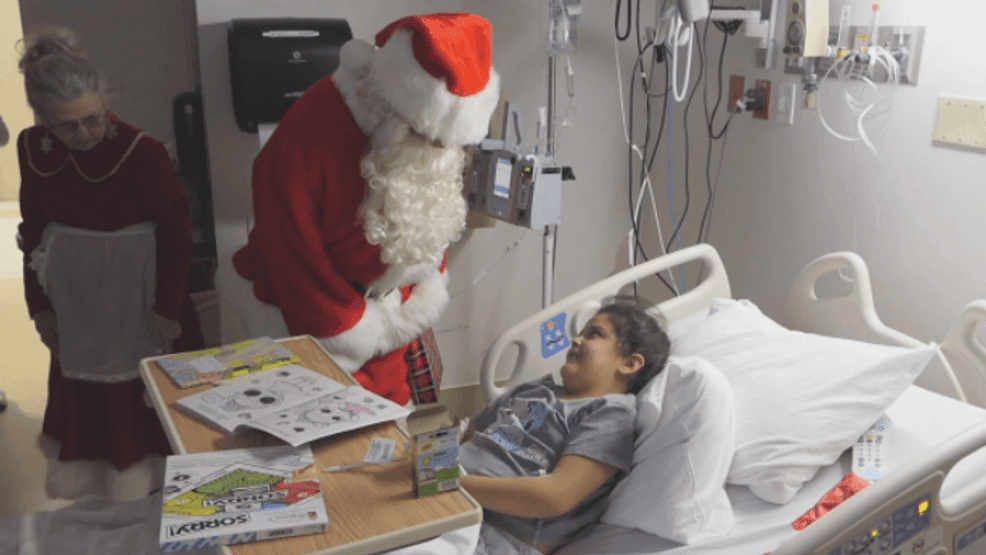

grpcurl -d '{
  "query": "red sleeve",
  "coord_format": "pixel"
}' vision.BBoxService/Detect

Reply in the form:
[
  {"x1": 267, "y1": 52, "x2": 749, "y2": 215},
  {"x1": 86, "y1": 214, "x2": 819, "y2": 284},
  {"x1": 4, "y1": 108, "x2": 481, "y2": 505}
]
[
  {"x1": 16, "y1": 130, "x2": 54, "y2": 318},
  {"x1": 248, "y1": 125, "x2": 367, "y2": 337},
  {"x1": 137, "y1": 137, "x2": 193, "y2": 321}
]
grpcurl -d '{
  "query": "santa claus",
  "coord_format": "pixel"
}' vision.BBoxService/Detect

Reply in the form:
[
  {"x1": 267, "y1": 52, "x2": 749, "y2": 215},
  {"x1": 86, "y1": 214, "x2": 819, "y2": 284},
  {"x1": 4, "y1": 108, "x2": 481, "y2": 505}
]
[{"x1": 231, "y1": 13, "x2": 500, "y2": 406}]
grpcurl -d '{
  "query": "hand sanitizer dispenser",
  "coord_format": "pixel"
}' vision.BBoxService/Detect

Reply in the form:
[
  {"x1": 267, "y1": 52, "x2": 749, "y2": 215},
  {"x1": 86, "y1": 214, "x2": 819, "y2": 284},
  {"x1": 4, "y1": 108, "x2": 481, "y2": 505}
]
[{"x1": 228, "y1": 18, "x2": 353, "y2": 133}]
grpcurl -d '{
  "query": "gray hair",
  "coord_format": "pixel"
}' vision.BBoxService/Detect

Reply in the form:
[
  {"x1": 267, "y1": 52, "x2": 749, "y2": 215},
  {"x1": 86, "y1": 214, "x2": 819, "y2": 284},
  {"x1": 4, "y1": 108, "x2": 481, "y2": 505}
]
[{"x1": 18, "y1": 26, "x2": 109, "y2": 116}]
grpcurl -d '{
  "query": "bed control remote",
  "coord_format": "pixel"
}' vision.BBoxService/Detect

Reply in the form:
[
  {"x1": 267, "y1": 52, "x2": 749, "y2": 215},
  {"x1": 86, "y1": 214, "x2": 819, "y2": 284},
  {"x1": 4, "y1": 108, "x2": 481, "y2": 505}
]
[{"x1": 853, "y1": 414, "x2": 891, "y2": 481}]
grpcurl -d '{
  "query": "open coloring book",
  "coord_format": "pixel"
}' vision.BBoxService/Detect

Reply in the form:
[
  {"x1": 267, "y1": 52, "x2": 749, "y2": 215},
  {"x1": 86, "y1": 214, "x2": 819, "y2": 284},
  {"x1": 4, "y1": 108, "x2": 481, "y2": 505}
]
[{"x1": 175, "y1": 365, "x2": 411, "y2": 447}]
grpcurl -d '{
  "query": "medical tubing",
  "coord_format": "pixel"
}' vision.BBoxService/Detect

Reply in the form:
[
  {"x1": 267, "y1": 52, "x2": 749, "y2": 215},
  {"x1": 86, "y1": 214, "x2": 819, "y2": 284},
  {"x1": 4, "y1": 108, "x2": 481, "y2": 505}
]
[
  {"x1": 619, "y1": 32, "x2": 677, "y2": 295},
  {"x1": 447, "y1": 231, "x2": 528, "y2": 300},
  {"x1": 705, "y1": 122, "x2": 732, "y2": 243},
  {"x1": 670, "y1": 18, "x2": 695, "y2": 103},
  {"x1": 700, "y1": 108, "x2": 737, "y2": 244},
  {"x1": 817, "y1": 44, "x2": 900, "y2": 153},
  {"x1": 666, "y1": 17, "x2": 706, "y2": 255},
  {"x1": 615, "y1": 0, "x2": 632, "y2": 41},
  {"x1": 634, "y1": 173, "x2": 679, "y2": 295},
  {"x1": 817, "y1": 57, "x2": 861, "y2": 143},
  {"x1": 698, "y1": 20, "x2": 718, "y2": 244}
]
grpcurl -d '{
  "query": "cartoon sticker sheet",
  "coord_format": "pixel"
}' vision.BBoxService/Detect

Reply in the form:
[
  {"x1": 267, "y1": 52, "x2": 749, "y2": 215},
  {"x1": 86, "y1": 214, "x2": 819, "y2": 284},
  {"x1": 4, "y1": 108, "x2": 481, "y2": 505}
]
[
  {"x1": 246, "y1": 385, "x2": 412, "y2": 447},
  {"x1": 159, "y1": 445, "x2": 329, "y2": 551},
  {"x1": 176, "y1": 365, "x2": 411, "y2": 446},
  {"x1": 158, "y1": 337, "x2": 300, "y2": 388}
]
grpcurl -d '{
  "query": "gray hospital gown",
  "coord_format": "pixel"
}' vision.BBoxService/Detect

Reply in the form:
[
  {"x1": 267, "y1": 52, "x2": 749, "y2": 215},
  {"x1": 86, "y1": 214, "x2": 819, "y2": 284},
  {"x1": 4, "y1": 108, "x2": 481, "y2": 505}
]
[{"x1": 459, "y1": 376, "x2": 636, "y2": 554}]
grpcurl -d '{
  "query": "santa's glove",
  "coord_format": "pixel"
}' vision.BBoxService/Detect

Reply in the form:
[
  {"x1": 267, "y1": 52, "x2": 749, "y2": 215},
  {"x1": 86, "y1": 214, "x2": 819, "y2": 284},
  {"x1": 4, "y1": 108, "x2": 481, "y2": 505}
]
[
  {"x1": 33, "y1": 310, "x2": 58, "y2": 355},
  {"x1": 155, "y1": 313, "x2": 182, "y2": 354}
]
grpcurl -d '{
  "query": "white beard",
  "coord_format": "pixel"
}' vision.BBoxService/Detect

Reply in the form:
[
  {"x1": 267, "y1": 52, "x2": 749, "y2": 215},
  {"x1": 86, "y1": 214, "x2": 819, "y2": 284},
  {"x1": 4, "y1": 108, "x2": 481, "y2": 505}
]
[{"x1": 359, "y1": 116, "x2": 467, "y2": 267}]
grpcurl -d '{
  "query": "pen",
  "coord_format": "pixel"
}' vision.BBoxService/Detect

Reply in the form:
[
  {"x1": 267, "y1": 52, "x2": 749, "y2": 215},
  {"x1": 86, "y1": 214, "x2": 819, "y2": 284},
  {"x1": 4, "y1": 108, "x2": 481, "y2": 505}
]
[{"x1": 324, "y1": 455, "x2": 409, "y2": 473}]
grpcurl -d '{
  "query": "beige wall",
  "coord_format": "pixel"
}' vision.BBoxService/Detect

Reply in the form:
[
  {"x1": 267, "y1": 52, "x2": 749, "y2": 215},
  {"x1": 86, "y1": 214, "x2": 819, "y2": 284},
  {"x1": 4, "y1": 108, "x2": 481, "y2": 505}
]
[{"x1": 0, "y1": 1, "x2": 32, "y2": 202}]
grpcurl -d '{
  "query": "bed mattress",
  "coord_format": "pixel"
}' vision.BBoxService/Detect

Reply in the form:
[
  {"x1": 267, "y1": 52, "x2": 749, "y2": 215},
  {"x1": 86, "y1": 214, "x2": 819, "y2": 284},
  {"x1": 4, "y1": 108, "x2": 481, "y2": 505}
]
[{"x1": 555, "y1": 384, "x2": 986, "y2": 555}]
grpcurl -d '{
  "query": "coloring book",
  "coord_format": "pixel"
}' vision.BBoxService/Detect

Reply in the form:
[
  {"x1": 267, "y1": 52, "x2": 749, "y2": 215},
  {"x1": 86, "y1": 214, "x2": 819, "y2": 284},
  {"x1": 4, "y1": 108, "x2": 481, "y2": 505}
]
[
  {"x1": 159, "y1": 445, "x2": 328, "y2": 551},
  {"x1": 157, "y1": 337, "x2": 300, "y2": 389},
  {"x1": 175, "y1": 364, "x2": 412, "y2": 447}
]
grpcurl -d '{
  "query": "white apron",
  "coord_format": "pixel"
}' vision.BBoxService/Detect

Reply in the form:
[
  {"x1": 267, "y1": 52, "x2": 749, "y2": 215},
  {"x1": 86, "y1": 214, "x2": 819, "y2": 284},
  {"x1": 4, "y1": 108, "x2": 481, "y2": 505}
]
[{"x1": 30, "y1": 222, "x2": 161, "y2": 383}]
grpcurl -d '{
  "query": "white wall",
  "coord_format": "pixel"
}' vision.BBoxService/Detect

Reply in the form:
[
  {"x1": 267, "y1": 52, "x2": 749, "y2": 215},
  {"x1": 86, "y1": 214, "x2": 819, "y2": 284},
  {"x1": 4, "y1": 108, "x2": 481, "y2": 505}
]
[{"x1": 695, "y1": 1, "x2": 986, "y2": 343}]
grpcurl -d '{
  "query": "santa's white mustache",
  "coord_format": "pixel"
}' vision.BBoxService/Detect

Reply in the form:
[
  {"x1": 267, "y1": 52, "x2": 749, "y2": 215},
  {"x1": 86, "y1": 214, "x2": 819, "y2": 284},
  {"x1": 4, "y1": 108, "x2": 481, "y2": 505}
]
[{"x1": 359, "y1": 129, "x2": 467, "y2": 266}]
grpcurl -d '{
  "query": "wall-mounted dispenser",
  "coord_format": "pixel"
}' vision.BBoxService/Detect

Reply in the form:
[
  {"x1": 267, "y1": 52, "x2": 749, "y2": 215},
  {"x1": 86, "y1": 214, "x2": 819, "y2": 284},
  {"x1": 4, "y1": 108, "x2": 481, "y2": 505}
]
[{"x1": 227, "y1": 18, "x2": 353, "y2": 133}]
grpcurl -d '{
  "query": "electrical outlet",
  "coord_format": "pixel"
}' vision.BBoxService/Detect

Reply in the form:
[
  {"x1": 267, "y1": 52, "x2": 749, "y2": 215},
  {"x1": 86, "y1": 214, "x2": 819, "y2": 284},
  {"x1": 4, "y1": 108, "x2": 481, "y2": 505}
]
[
  {"x1": 753, "y1": 79, "x2": 771, "y2": 120},
  {"x1": 729, "y1": 75, "x2": 745, "y2": 112}
]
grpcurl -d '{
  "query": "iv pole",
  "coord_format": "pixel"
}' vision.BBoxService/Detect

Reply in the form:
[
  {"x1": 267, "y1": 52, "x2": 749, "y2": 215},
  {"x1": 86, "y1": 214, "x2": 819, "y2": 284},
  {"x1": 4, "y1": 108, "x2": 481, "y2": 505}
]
[{"x1": 543, "y1": 53, "x2": 557, "y2": 310}]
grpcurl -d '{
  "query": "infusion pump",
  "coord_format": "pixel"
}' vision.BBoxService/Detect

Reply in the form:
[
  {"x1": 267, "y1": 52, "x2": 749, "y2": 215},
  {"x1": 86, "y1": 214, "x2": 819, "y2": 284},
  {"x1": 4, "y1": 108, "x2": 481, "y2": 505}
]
[{"x1": 464, "y1": 145, "x2": 575, "y2": 229}]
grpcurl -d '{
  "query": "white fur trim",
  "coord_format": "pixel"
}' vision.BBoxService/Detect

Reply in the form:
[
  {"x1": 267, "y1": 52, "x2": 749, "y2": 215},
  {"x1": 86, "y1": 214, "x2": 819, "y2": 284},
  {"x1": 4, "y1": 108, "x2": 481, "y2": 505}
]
[
  {"x1": 317, "y1": 271, "x2": 450, "y2": 373},
  {"x1": 334, "y1": 39, "x2": 375, "y2": 134},
  {"x1": 369, "y1": 30, "x2": 500, "y2": 146}
]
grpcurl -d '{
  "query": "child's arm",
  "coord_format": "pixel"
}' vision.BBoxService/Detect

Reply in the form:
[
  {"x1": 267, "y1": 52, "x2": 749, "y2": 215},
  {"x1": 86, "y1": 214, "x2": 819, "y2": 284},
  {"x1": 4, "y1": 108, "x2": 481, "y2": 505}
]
[{"x1": 460, "y1": 454, "x2": 619, "y2": 519}]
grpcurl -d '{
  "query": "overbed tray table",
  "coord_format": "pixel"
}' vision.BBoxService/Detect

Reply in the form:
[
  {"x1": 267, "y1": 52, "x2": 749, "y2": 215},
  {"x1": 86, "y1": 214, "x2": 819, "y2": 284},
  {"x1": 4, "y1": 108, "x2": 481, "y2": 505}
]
[{"x1": 140, "y1": 335, "x2": 482, "y2": 555}]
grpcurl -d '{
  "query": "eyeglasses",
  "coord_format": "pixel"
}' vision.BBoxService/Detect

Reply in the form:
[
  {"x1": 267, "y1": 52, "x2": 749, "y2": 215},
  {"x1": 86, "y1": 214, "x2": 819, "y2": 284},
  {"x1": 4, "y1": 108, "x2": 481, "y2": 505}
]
[{"x1": 50, "y1": 113, "x2": 106, "y2": 135}]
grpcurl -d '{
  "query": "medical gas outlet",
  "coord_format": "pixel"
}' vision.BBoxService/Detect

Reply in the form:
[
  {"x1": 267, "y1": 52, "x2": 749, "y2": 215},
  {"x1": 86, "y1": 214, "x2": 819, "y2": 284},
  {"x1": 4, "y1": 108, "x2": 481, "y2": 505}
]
[{"x1": 783, "y1": 0, "x2": 829, "y2": 58}]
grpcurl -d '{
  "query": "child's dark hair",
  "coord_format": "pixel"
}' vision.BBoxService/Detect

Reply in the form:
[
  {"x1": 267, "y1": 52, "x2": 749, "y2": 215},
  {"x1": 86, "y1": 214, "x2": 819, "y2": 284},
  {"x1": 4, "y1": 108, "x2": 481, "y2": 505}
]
[{"x1": 596, "y1": 295, "x2": 670, "y2": 395}]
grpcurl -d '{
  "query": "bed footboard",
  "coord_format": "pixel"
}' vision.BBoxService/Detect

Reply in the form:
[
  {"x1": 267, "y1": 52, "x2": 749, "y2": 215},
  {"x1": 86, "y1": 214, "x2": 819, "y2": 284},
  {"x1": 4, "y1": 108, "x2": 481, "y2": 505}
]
[{"x1": 771, "y1": 419, "x2": 986, "y2": 555}]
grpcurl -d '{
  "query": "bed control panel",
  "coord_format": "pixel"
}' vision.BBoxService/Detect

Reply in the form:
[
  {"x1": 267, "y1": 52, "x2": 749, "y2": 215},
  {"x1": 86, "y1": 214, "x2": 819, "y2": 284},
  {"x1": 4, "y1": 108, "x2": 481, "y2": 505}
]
[
  {"x1": 825, "y1": 495, "x2": 934, "y2": 555},
  {"x1": 956, "y1": 518, "x2": 986, "y2": 554}
]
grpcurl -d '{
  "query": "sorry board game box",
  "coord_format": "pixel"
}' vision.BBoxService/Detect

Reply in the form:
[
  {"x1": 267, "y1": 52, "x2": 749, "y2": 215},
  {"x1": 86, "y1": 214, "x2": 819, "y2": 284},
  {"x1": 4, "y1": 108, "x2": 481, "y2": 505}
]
[{"x1": 158, "y1": 445, "x2": 328, "y2": 551}]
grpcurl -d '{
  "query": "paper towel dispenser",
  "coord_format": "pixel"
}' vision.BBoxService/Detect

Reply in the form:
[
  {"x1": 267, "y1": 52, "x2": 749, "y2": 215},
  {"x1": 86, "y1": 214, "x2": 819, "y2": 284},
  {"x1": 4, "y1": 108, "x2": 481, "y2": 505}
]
[{"x1": 228, "y1": 18, "x2": 353, "y2": 133}]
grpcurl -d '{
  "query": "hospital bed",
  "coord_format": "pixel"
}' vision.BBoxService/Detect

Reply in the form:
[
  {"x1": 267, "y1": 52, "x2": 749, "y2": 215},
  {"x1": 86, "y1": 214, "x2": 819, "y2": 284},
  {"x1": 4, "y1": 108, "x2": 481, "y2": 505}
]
[
  {"x1": 5, "y1": 244, "x2": 986, "y2": 555},
  {"x1": 481, "y1": 243, "x2": 986, "y2": 555}
]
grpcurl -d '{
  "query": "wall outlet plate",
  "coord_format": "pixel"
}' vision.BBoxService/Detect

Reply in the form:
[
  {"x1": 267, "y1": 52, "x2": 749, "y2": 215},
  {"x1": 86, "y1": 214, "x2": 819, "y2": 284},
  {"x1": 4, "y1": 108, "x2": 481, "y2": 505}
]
[
  {"x1": 934, "y1": 96, "x2": 986, "y2": 151},
  {"x1": 753, "y1": 79, "x2": 771, "y2": 120}
]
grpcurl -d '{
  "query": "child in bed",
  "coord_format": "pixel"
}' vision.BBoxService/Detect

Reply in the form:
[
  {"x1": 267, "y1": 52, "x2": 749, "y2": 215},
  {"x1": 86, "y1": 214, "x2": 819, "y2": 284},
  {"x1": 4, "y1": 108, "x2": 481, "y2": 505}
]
[{"x1": 458, "y1": 295, "x2": 670, "y2": 555}]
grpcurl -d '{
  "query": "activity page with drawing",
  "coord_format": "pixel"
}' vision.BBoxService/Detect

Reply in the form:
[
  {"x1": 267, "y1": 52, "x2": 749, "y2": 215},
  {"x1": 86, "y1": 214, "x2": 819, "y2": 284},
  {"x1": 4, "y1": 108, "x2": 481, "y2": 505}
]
[{"x1": 175, "y1": 365, "x2": 411, "y2": 447}]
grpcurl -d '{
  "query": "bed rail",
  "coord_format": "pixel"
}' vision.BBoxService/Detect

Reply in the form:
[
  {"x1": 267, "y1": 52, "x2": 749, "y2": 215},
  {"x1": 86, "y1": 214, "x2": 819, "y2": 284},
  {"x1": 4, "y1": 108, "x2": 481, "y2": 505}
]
[
  {"x1": 785, "y1": 251, "x2": 968, "y2": 404},
  {"x1": 772, "y1": 418, "x2": 986, "y2": 555},
  {"x1": 480, "y1": 244, "x2": 730, "y2": 404}
]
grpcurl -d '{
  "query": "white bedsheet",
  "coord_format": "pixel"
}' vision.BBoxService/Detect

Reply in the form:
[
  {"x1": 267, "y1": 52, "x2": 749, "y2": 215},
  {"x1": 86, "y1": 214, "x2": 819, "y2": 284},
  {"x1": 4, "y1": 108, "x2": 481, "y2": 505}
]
[{"x1": 555, "y1": 384, "x2": 986, "y2": 555}]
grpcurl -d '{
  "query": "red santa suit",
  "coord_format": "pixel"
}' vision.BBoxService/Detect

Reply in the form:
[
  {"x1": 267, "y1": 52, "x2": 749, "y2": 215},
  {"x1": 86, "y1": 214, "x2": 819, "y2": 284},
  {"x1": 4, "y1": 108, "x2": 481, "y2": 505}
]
[{"x1": 232, "y1": 14, "x2": 500, "y2": 406}]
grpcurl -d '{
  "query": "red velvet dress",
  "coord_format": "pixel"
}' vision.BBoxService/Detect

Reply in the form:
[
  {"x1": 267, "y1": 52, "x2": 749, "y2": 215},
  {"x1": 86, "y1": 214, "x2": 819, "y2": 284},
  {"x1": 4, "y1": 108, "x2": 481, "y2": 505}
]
[{"x1": 17, "y1": 113, "x2": 204, "y2": 471}]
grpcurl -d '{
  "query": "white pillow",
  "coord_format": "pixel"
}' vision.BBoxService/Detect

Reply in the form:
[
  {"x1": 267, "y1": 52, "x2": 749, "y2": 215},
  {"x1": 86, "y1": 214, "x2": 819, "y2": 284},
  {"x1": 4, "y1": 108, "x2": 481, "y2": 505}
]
[
  {"x1": 602, "y1": 356, "x2": 736, "y2": 544},
  {"x1": 672, "y1": 298, "x2": 936, "y2": 504},
  {"x1": 662, "y1": 307, "x2": 711, "y2": 345}
]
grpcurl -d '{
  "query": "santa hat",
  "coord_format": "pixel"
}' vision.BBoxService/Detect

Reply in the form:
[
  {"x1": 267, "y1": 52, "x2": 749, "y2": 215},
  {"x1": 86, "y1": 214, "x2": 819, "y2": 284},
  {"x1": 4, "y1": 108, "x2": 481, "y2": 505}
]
[{"x1": 335, "y1": 13, "x2": 500, "y2": 146}]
